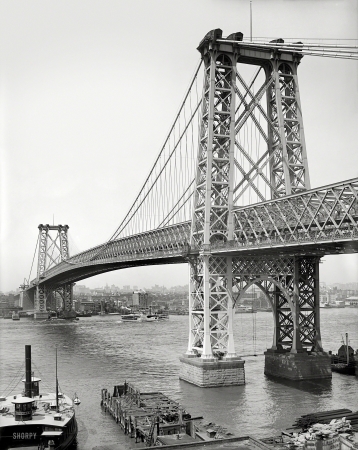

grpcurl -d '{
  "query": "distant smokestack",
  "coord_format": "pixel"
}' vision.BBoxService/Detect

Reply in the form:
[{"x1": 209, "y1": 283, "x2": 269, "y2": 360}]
[{"x1": 25, "y1": 345, "x2": 32, "y2": 397}]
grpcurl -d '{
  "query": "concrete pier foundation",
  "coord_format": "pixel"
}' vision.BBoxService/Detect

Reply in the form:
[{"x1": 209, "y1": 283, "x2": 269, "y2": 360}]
[
  {"x1": 264, "y1": 351, "x2": 332, "y2": 380},
  {"x1": 179, "y1": 354, "x2": 245, "y2": 387}
]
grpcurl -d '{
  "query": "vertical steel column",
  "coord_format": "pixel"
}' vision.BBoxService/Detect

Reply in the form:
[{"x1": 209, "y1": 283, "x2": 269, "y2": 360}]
[
  {"x1": 35, "y1": 285, "x2": 47, "y2": 314},
  {"x1": 36, "y1": 225, "x2": 49, "y2": 280},
  {"x1": 188, "y1": 29, "x2": 238, "y2": 359},
  {"x1": 273, "y1": 285, "x2": 281, "y2": 351},
  {"x1": 59, "y1": 225, "x2": 70, "y2": 260},
  {"x1": 63, "y1": 284, "x2": 73, "y2": 312},
  {"x1": 267, "y1": 59, "x2": 310, "y2": 196},
  {"x1": 292, "y1": 258, "x2": 303, "y2": 353},
  {"x1": 35, "y1": 225, "x2": 49, "y2": 313},
  {"x1": 295, "y1": 256, "x2": 323, "y2": 352}
]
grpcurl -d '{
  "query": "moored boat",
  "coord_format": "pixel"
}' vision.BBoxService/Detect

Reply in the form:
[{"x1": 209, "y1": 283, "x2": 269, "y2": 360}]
[
  {"x1": 331, "y1": 333, "x2": 356, "y2": 375},
  {"x1": 0, "y1": 345, "x2": 78, "y2": 449},
  {"x1": 11, "y1": 312, "x2": 20, "y2": 321}
]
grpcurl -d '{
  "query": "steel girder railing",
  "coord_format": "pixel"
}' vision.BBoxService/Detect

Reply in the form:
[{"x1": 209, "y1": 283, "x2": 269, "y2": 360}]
[
  {"x1": 212, "y1": 178, "x2": 358, "y2": 252},
  {"x1": 36, "y1": 222, "x2": 192, "y2": 282}
]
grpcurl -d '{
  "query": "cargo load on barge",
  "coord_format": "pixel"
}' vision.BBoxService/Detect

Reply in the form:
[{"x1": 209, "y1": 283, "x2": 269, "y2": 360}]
[{"x1": 100, "y1": 382, "x2": 251, "y2": 448}]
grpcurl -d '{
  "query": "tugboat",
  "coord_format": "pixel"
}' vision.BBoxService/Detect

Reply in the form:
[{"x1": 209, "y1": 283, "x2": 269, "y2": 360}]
[
  {"x1": 331, "y1": 333, "x2": 356, "y2": 375},
  {"x1": 0, "y1": 345, "x2": 77, "y2": 449}
]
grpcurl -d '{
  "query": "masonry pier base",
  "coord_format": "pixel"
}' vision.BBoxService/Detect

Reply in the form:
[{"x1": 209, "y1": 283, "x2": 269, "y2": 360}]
[
  {"x1": 179, "y1": 354, "x2": 245, "y2": 387},
  {"x1": 264, "y1": 350, "x2": 332, "y2": 380}
]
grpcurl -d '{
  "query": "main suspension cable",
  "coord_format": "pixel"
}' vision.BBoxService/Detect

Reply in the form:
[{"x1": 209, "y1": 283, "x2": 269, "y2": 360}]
[
  {"x1": 107, "y1": 59, "x2": 203, "y2": 242},
  {"x1": 27, "y1": 234, "x2": 39, "y2": 285}
]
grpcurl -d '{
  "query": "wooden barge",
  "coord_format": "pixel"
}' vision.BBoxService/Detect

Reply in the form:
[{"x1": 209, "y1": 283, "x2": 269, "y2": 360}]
[{"x1": 100, "y1": 382, "x2": 253, "y2": 449}]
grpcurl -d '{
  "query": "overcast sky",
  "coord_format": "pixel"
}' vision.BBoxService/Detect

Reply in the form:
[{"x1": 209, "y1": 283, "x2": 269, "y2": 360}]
[{"x1": 1, "y1": 0, "x2": 357, "y2": 292}]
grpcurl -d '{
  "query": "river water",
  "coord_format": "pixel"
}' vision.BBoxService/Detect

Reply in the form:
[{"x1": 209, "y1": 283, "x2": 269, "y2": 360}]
[{"x1": 1, "y1": 308, "x2": 357, "y2": 450}]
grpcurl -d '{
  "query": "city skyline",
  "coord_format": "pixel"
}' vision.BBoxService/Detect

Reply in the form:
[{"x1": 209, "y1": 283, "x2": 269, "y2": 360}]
[{"x1": 1, "y1": 0, "x2": 357, "y2": 293}]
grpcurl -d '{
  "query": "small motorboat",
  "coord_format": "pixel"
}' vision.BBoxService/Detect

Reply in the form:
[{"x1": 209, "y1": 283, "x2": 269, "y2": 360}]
[
  {"x1": 142, "y1": 314, "x2": 159, "y2": 322},
  {"x1": 73, "y1": 393, "x2": 81, "y2": 405}
]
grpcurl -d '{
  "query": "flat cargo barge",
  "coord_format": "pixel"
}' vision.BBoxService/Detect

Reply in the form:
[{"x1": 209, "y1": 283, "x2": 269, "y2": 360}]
[{"x1": 100, "y1": 382, "x2": 254, "y2": 449}]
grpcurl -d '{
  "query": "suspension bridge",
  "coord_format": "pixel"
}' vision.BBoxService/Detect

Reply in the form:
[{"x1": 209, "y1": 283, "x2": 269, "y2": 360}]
[{"x1": 20, "y1": 29, "x2": 358, "y2": 386}]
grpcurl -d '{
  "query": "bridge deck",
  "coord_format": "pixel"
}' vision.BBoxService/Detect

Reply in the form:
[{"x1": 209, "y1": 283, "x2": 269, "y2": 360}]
[{"x1": 27, "y1": 178, "x2": 357, "y2": 289}]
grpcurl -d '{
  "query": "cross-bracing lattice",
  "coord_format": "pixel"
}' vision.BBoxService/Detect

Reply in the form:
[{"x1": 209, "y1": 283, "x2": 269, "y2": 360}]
[{"x1": 187, "y1": 29, "x2": 318, "y2": 360}]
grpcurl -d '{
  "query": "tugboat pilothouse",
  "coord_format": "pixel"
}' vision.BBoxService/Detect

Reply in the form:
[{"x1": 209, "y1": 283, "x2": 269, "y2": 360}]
[{"x1": 0, "y1": 345, "x2": 78, "y2": 449}]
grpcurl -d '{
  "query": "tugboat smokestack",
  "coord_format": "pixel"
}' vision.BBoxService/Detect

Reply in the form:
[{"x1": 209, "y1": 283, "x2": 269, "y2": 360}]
[{"x1": 25, "y1": 345, "x2": 32, "y2": 397}]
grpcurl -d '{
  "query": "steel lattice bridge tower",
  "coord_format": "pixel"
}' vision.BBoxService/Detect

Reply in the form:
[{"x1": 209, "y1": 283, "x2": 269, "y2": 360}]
[{"x1": 21, "y1": 30, "x2": 358, "y2": 386}]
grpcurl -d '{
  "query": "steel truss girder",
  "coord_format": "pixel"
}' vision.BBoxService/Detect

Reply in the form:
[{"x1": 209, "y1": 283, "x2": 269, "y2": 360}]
[
  {"x1": 208, "y1": 178, "x2": 358, "y2": 252},
  {"x1": 29, "y1": 178, "x2": 358, "y2": 289},
  {"x1": 39, "y1": 222, "x2": 192, "y2": 282},
  {"x1": 232, "y1": 255, "x2": 322, "y2": 352}
]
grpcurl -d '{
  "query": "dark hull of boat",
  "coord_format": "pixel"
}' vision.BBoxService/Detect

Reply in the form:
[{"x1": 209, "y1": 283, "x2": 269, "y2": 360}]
[
  {"x1": 331, "y1": 363, "x2": 356, "y2": 375},
  {"x1": 0, "y1": 413, "x2": 77, "y2": 449}
]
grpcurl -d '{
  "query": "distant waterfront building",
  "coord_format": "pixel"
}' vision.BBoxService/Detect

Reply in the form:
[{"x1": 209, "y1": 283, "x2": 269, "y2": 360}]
[
  {"x1": 132, "y1": 290, "x2": 148, "y2": 308},
  {"x1": 346, "y1": 296, "x2": 358, "y2": 307},
  {"x1": 79, "y1": 300, "x2": 95, "y2": 312},
  {"x1": 73, "y1": 284, "x2": 91, "y2": 295}
]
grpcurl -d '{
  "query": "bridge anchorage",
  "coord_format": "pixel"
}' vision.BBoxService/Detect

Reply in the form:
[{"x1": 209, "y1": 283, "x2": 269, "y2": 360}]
[{"x1": 21, "y1": 29, "x2": 358, "y2": 386}]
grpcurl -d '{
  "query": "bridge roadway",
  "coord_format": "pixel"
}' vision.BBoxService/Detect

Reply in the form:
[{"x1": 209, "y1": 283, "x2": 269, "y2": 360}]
[{"x1": 28, "y1": 177, "x2": 358, "y2": 290}]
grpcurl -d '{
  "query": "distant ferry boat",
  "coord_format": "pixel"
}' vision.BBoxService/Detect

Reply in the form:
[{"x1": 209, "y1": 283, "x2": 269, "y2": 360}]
[
  {"x1": 332, "y1": 300, "x2": 345, "y2": 308},
  {"x1": 320, "y1": 300, "x2": 345, "y2": 308},
  {"x1": 121, "y1": 312, "x2": 168, "y2": 322},
  {"x1": 121, "y1": 313, "x2": 146, "y2": 322}
]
